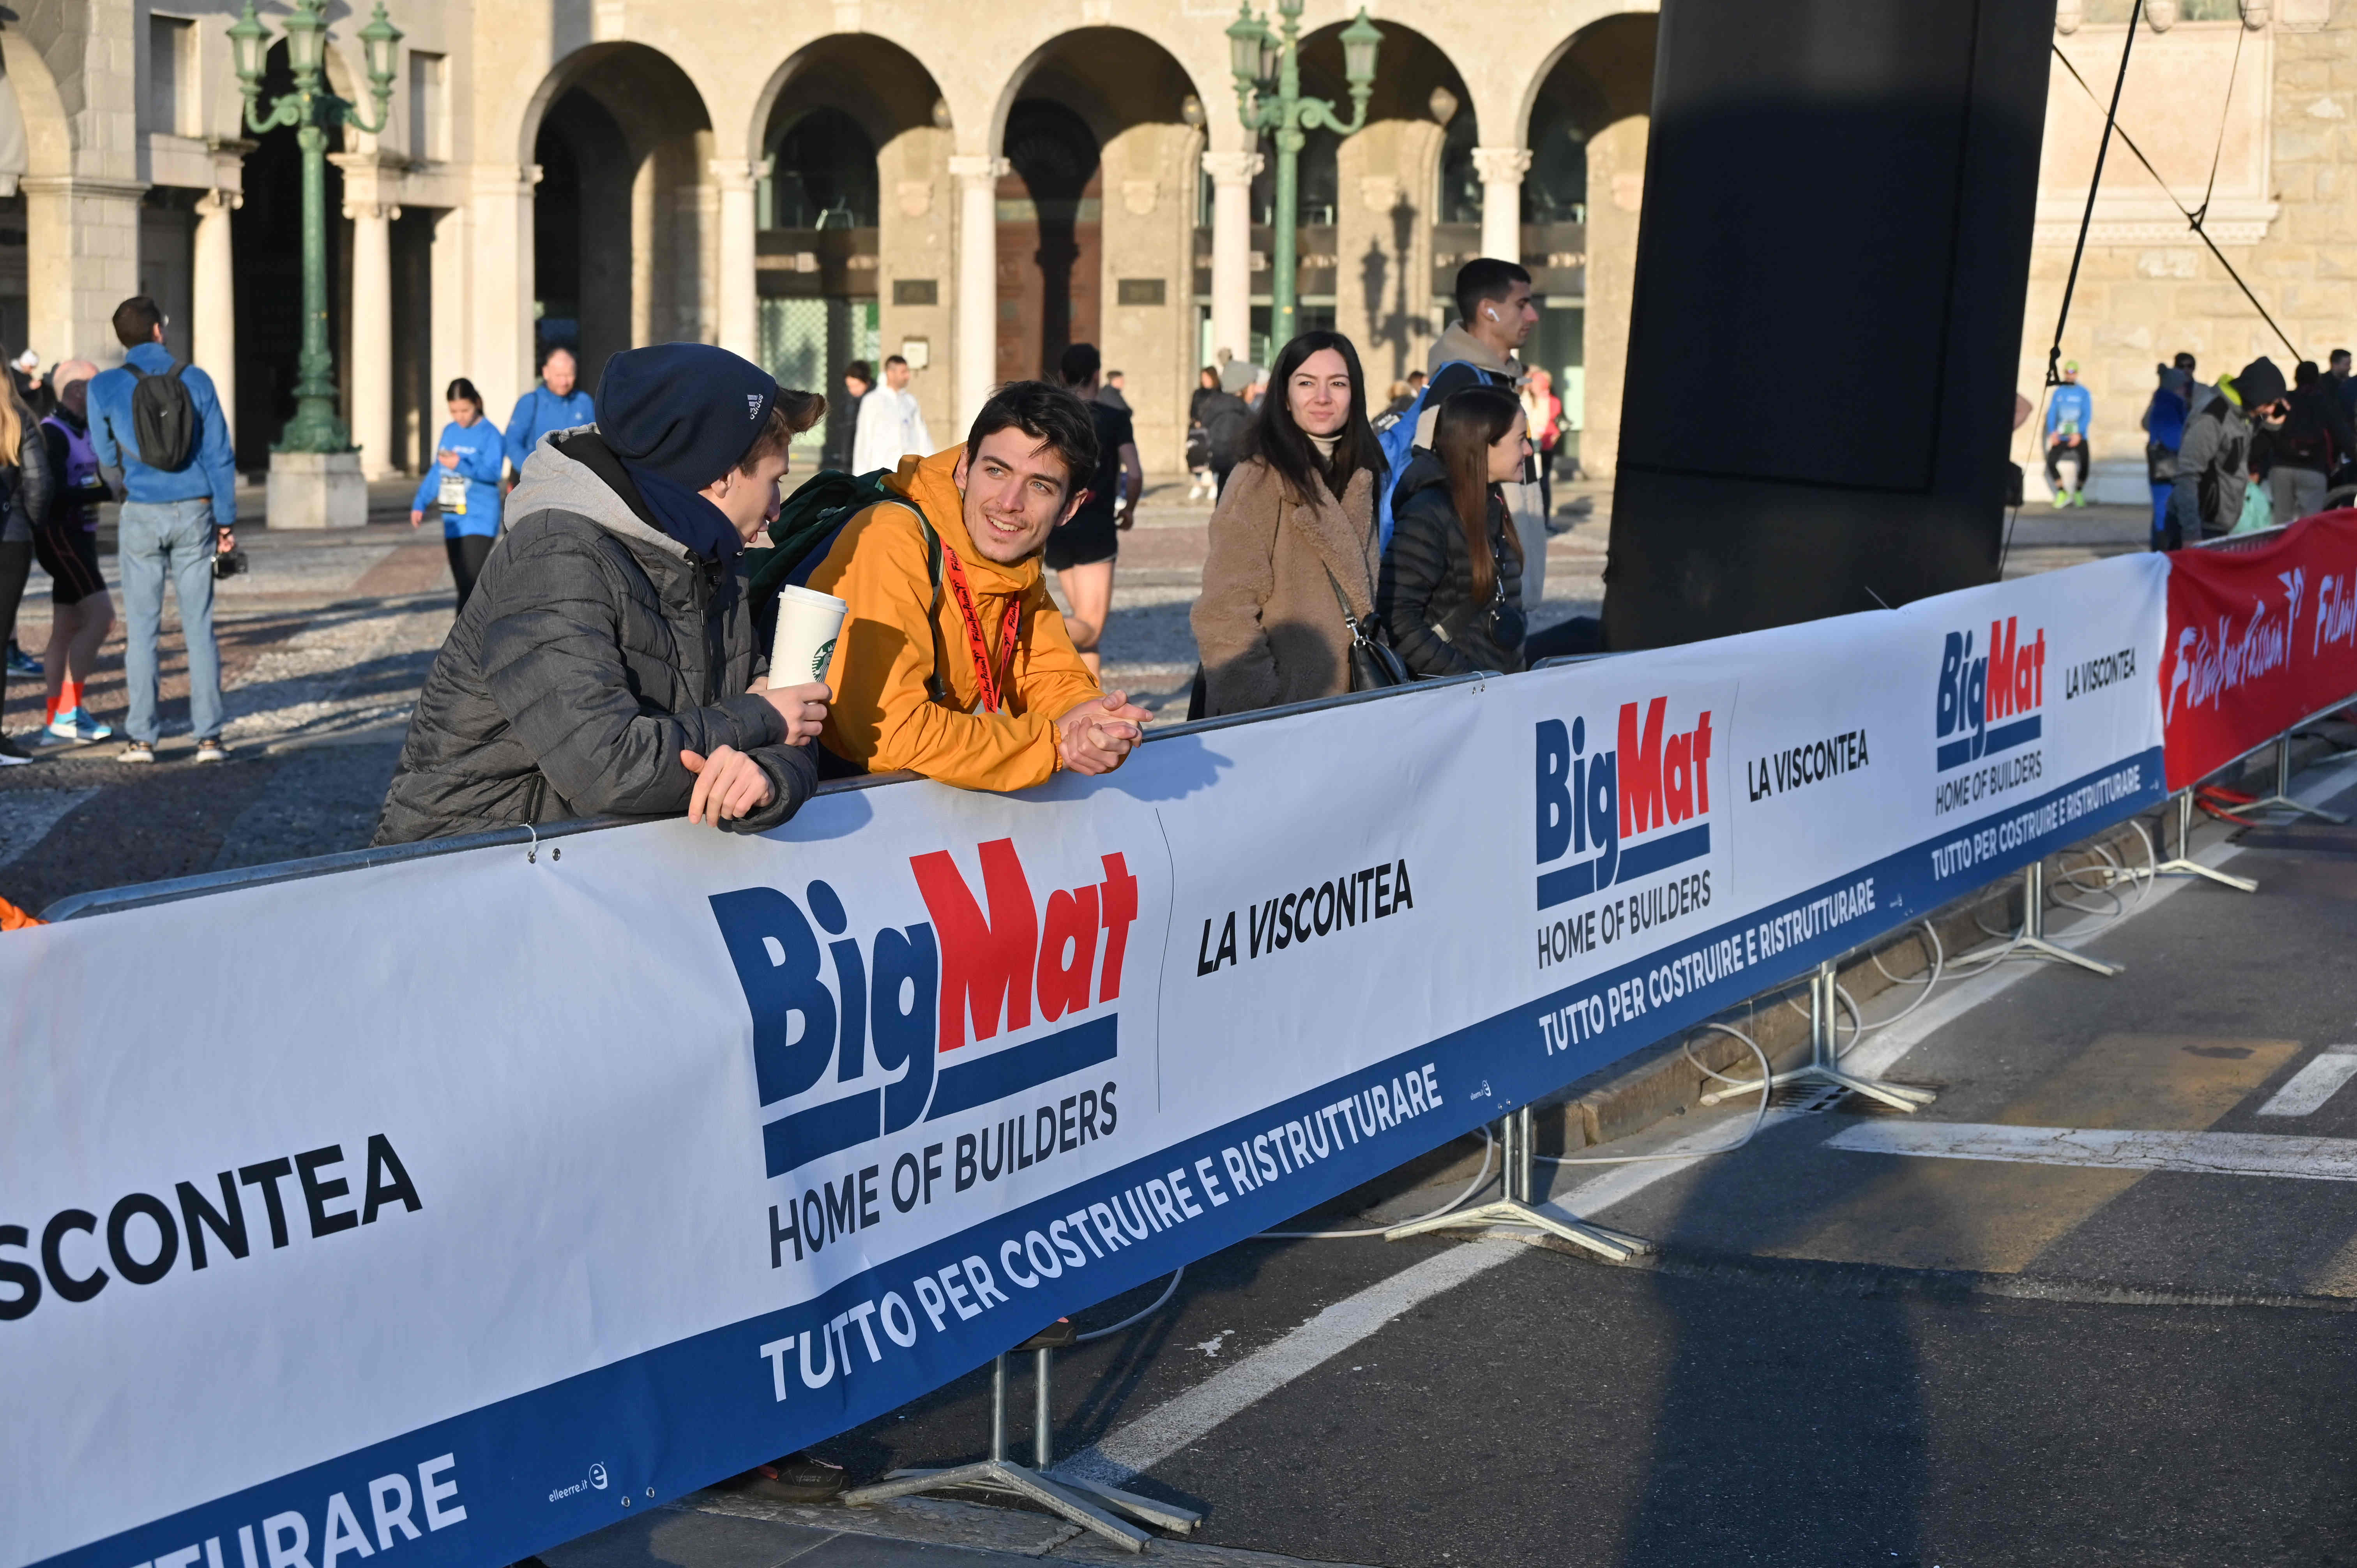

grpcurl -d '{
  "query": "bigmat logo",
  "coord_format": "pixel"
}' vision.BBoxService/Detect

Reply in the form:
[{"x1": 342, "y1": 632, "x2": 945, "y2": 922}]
[
  {"x1": 709, "y1": 842, "x2": 1140, "y2": 1180},
  {"x1": 1534, "y1": 698, "x2": 1714, "y2": 911},
  {"x1": 1936, "y1": 617, "x2": 2045, "y2": 771}
]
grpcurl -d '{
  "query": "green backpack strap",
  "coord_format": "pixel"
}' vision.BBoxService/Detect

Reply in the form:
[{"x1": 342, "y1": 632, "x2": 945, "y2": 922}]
[{"x1": 913, "y1": 510, "x2": 949, "y2": 707}]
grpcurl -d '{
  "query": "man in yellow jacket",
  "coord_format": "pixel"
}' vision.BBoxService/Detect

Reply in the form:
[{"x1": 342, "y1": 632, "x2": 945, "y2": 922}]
[{"x1": 805, "y1": 381, "x2": 1152, "y2": 789}]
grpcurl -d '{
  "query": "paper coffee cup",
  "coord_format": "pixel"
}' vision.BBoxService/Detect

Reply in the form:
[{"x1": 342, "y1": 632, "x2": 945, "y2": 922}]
[{"x1": 770, "y1": 584, "x2": 848, "y2": 687}]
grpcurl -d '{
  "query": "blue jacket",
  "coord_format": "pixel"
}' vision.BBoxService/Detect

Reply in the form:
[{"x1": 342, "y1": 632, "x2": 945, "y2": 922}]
[
  {"x1": 2046, "y1": 383, "x2": 2093, "y2": 442},
  {"x1": 504, "y1": 385, "x2": 596, "y2": 473},
  {"x1": 412, "y1": 419, "x2": 507, "y2": 539},
  {"x1": 87, "y1": 342, "x2": 238, "y2": 529}
]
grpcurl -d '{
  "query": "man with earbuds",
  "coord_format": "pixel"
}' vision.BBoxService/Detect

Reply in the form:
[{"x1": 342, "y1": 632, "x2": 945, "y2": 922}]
[{"x1": 1418, "y1": 257, "x2": 1545, "y2": 605}]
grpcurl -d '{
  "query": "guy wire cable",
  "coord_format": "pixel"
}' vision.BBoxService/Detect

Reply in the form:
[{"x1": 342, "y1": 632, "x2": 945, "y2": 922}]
[
  {"x1": 2044, "y1": 0, "x2": 2143, "y2": 392},
  {"x1": 2050, "y1": 32, "x2": 2302, "y2": 363}
]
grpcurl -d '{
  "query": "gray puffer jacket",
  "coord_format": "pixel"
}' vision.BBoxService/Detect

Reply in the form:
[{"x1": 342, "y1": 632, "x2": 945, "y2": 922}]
[{"x1": 373, "y1": 430, "x2": 816, "y2": 845}]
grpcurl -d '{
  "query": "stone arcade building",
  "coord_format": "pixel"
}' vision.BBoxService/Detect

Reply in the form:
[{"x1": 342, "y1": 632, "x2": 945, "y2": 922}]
[{"x1": 0, "y1": 0, "x2": 2343, "y2": 494}]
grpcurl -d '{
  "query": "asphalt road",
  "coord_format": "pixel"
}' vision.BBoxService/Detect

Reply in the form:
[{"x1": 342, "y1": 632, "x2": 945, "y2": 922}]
[{"x1": 770, "y1": 760, "x2": 2357, "y2": 1567}]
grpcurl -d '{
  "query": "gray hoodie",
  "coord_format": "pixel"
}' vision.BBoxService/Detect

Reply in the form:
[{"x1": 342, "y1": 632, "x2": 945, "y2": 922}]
[{"x1": 373, "y1": 429, "x2": 815, "y2": 845}]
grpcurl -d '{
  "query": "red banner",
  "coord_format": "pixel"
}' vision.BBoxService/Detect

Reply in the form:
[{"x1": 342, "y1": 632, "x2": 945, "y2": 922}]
[{"x1": 2161, "y1": 509, "x2": 2357, "y2": 789}]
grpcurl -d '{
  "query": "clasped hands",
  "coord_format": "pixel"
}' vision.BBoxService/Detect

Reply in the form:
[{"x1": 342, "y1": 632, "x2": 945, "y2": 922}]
[
  {"x1": 1057, "y1": 690, "x2": 1151, "y2": 775},
  {"x1": 682, "y1": 678, "x2": 831, "y2": 826}
]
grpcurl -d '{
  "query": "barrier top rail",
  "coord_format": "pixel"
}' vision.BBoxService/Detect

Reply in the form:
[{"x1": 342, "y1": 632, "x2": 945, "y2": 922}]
[{"x1": 37, "y1": 669, "x2": 1500, "y2": 923}]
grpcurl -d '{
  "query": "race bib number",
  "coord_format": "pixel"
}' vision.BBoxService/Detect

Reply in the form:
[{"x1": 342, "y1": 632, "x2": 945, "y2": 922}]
[{"x1": 438, "y1": 472, "x2": 468, "y2": 514}]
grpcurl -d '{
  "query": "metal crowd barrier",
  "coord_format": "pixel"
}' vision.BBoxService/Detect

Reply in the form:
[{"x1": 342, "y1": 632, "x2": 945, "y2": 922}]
[{"x1": 38, "y1": 669, "x2": 1502, "y2": 923}]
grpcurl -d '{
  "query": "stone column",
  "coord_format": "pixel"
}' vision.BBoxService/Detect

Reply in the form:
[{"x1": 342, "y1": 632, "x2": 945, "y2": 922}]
[
  {"x1": 1472, "y1": 147, "x2": 1531, "y2": 268},
  {"x1": 344, "y1": 195, "x2": 397, "y2": 479},
  {"x1": 710, "y1": 156, "x2": 762, "y2": 362},
  {"x1": 21, "y1": 175, "x2": 147, "y2": 362},
  {"x1": 191, "y1": 185, "x2": 241, "y2": 429},
  {"x1": 1582, "y1": 118, "x2": 1648, "y2": 481},
  {"x1": 948, "y1": 154, "x2": 1006, "y2": 428},
  {"x1": 1201, "y1": 150, "x2": 1261, "y2": 363}
]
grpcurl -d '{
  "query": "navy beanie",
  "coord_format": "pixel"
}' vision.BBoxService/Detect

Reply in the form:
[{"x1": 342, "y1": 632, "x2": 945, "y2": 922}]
[{"x1": 595, "y1": 343, "x2": 781, "y2": 489}]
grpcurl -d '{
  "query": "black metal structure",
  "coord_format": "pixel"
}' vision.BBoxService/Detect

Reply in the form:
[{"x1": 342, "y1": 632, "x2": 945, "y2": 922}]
[{"x1": 1601, "y1": 0, "x2": 2056, "y2": 649}]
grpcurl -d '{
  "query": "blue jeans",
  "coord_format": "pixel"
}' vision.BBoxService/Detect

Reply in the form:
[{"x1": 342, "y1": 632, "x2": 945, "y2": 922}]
[{"x1": 118, "y1": 498, "x2": 223, "y2": 742}]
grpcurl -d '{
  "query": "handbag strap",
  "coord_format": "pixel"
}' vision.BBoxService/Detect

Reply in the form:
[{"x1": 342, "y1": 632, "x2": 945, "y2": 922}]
[{"x1": 1322, "y1": 563, "x2": 1375, "y2": 646}]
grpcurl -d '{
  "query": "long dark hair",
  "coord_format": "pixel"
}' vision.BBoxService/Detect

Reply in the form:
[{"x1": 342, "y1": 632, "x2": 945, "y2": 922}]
[
  {"x1": 445, "y1": 377, "x2": 484, "y2": 416},
  {"x1": 1241, "y1": 331, "x2": 1385, "y2": 504},
  {"x1": 1433, "y1": 385, "x2": 1523, "y2": 603}
]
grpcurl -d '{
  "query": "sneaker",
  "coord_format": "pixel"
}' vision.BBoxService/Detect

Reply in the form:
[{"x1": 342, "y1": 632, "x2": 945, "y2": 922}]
[
  {"x1": 46, "y1": 707, "x2": 113, "y2": 743},
  {"x1": 4, "y1": 640, "x2": 38, "y2": 677},
  {"x1": 0, "y1": 732, "x2": 37, "y2": 766},
  {"x1": 118, "y1": 739, "x2": 155, "y2": 764},
  {"x1": 2051, "y1": 494, "x2": 2070, "y2": 510},
  {"x1": 733, "y1": 1451, "x2": 846, "y2": 1503},
  {"x1": 194, "y1": 739, "x2": 227, "y2": 764},
  {"x1": 2074, "y1": 490, "x2": 2092, "y2": 508}
]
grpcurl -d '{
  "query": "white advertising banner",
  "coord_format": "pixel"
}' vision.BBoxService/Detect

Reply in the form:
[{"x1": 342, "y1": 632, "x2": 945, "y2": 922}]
[{"x1": 1, "y1": 553, "x2": 2168, "y2": 1568}]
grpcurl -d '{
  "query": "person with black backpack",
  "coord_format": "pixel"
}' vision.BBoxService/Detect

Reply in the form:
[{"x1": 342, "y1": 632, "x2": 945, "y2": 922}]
[
  {"x1": 85, "y1": 295, "x2": 238, "y2": 763},
  {"x1": 2269, "y1": 360, "x2": 2356, "y2": 525}
]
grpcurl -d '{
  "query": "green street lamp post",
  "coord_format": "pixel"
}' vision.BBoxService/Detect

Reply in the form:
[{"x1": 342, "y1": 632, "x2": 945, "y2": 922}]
[
  {"x1": 1226, "y1": 0, "x2": 1381, "y2": 348},
  {"x1": 229, "y1": 0, "x2": 402, "y2": 453}
]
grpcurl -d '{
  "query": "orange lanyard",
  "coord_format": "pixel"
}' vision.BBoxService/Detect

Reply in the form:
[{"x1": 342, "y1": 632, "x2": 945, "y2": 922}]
[{"x1": 939, "y1": 543, "x2": 1022, "y2": 714}]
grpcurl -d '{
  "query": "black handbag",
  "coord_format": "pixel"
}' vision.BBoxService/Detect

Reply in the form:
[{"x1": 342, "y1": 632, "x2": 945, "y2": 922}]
[{"x1": 1323, "y1": 566, "x2": 1408, "y2": 692}]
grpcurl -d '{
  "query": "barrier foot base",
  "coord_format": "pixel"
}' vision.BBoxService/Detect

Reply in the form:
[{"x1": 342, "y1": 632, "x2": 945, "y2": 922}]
[
  {"x1": 2154, "y1": 856, "x2": 2259, "y2": 893},
  {"x1": 2244, "y1": 792, "x2": 2348, "y2": 825},
  {"x1": 1058, "y1": 1476, "x2": 1205, "y2": 1534},
  {"x1": 1384, "y1": 1197, "x2": 1652, "y2": 1263},
  {"x1": 2012, "y1": 933, "x2": 2125, "y2": 976},
  {"x1": 1767, "y1": 1063, "x2": 1937, "y2": 1113},
  {"x1": 846, "y1": 1460, "x2": 1153, "y2": 1552}
]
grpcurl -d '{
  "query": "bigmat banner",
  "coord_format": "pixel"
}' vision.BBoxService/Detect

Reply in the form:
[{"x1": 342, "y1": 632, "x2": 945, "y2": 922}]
[
  {"x1": 3, "y1": 553, "x2": 2166, "y2": 1568},
  {"x1": 2161, "y1": 510, "x2": 2357, "y2": 790}
]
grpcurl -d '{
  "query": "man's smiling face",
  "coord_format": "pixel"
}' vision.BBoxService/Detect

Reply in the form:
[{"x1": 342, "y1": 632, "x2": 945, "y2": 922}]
[{"x1": 953, "y1": 427, "x2": 1083, "y2": 564}]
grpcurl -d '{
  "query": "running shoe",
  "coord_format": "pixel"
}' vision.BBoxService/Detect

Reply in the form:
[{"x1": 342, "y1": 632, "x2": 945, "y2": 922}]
[
  {"x1": 194, "y1": 738, "x2": 226, "y2": 764},
  {"x1": 46, "y1": 707, "x2": 113, "y2": 743},
  {"x1": 4, "y1": 640, "x2": 38, "y2": 676},
  {"x1": 0, "y1": 732, "x2": 37, "y2": 766},
  {"x1": 118, "y1": 739, "x2": 154, "y2": 764}
]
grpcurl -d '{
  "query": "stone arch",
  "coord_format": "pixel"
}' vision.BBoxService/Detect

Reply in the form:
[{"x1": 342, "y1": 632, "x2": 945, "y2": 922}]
[
  {"x1": 524, "y1": 43, "x2": 716, "y2": 381},
  {"x1": 992, "y1": 28, "x2": 1207, "y2": 463},
  {"x1": 1518, "y1": 11, "x2": 1657, "y2": 479},
  {"x1": 746, "y1": 35, "x2": 954, "y2": 454}
]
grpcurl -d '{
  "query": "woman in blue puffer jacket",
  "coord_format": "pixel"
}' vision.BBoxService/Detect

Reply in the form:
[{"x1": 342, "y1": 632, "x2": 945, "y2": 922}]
[{"x1": 411, "y1": 378, "x2": 507, "y2": 610}]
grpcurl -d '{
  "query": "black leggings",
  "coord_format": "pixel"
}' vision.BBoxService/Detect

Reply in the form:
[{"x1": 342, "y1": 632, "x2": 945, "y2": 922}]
[
  {"x1": 0, "y1": 539, "x2": 30, "y2": 706},
  {"x1": 447, "y1": 534, "x2": 495, "y2": 612}
]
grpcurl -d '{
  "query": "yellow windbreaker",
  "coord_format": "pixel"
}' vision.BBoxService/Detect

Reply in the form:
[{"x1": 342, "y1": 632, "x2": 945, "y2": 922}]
[{"x1": 804, "y1": 447, "x2": 1103, "y2": 791}]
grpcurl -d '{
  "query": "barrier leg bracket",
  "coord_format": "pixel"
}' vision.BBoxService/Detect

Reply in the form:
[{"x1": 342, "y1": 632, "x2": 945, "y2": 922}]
[
  {"x1": 844, "y1": 1348, "x2": 1201, "y2": 1550},
  {"x1": 1384, "y1": 1107, "x2": 1652, "y2": 1262},
  {"x1": 2239, "y1": 735, "x2": 2348, "y2": 826},
  {"x1": 1764, "y1": 961, "x2": 1939, "y2": 1112},
  {"x1": 2153, "y1": 789, "x2": 2258, "y2": 893}
]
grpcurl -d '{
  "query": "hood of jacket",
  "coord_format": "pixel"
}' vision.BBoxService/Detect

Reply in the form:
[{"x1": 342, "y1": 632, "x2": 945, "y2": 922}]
[
  {"x1": 510, "y1": 429, "x2": 697, "y2": 567},
  {"x1": 880, "y1": 445, "x2": 1044, "y2": 601},
  {"x1": 1395, "y1": 449, "x2": 1452, "y2": 500},
  {"x1": 1430, "y1": 321, "x2": 1524, "y2": 381}
]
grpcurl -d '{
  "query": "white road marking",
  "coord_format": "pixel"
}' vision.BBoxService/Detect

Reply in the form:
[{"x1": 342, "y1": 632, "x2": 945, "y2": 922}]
[
  {"x1": 1547, "y1": 754, "x2": 2357, "y2": 1222},
  {"x1": 1825, "y1": 1120, "x2": 2357, "y2": 1181},
  {"x1": 1051, "y1": 1239, "x2": 1523, "y2": 1487},
  {"x1": 2257, "y1": 1046, "x2": 2357, "y2": 1117}
]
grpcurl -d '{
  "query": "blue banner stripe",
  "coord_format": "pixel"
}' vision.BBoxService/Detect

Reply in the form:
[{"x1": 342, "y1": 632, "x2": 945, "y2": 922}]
[
  {"x1": 1613, "y1": 822, "x2": 1710, "y2": 883},
  {"x1": 925, "y1": 1014, "x2": 1120, "y2": 1121},
  {"x1": 762, "y1": 1089, "x2": 881, "y2": 1179},
  {"x1": 1534, "y1": 858, "x2": 1596, "y2": 911},
  {"x1": 1984, "y1": 713, "x2": 2041, "y2": 755}
]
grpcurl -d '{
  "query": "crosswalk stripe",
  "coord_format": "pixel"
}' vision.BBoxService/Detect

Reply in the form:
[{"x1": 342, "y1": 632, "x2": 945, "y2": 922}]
[
  {"x1": 2257, "y1": 1045, "x2": 2357, "y2": 1118},
  {"x1": 1825, "y1": 1121, "x2": 2357, "y2": 1181}
]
